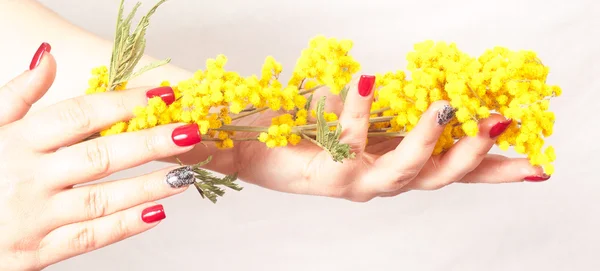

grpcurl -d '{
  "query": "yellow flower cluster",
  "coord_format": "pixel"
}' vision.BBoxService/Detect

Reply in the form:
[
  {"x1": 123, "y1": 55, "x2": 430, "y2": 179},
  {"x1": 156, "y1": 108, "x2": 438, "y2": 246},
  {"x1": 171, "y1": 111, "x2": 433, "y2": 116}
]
[
  {"x1": 258, "y1": 111, "x2": 305, "y2": 147},
  {"x1": 97, "y1": 36, "x2": 358, "y2": 149},
  {"x1": 288, "y1": 36, "x2": 361, "y2": 94},
  {"x1": 85, "y1": 66, "x2": 127, "y2": 94},
  {"x1": 88, "y1": 36, "x2": 561, "y2": 175},
  {"x1": 368, "y1": 41, "x2": 560, "y2": 174}
]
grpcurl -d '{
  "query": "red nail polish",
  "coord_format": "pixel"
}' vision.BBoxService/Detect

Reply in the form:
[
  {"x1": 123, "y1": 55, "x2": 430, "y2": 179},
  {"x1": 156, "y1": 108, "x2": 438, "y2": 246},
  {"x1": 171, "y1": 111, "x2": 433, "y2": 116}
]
[
  {"x1": 525, "y1": 174, "x2": 551, "y2": 182},
  {"x1": 489, "y1": 120, "x2": 512, "y2": 138},
  {"x1": 141, "y1": 204, "x2": 166, "y2": 223},
  {"x1": 29, "y1": 42, "x2": 51, "y2": 70},
  {"x1": 172, "y1": 123, "x2": 202, "y2": 147},
  {"x1": 146, "y1": 86, "x2": 175, "y2": 105},
  {"x1": 358, "y1": 75, "x2": 376, "y2": 97}
]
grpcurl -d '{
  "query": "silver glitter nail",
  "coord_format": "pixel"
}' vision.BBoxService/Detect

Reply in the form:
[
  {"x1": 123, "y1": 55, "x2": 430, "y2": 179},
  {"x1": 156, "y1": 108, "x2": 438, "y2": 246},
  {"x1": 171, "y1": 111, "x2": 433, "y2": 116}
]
[
  {"x1": 165, "y1": 166, "x2": 196, "y2": 188},
  {"x1": 436, "y1": 105, "x2": 456, "y2": 125}
]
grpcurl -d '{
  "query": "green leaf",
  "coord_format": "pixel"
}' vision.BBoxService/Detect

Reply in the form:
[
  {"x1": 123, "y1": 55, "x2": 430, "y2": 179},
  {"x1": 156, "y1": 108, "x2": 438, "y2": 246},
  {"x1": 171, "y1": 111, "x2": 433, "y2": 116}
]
[
  {"x1": 107, "y1": 0, "x2": 171, "y2": 91},
  {"x1": 177, "y1": 156, "x2": 243, "y2": 204},
  {"x1": 304, "y1": 96, "x2": 355, "y2": 162},
  {"x1": 304, "y1": 93, "x2": 314, "y2": 111},
  {"x1": 339, "y1": 85, "x2": 350, "y2": 103}
]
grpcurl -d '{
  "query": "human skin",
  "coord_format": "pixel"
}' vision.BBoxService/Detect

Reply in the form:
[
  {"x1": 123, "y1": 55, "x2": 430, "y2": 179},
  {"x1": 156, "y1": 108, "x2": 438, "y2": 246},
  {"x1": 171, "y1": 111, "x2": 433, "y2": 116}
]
[
  {"x1": 0, "y1": 0, "x2": 549, "y2": 202},
  {"x1": 0, "y1": 1, "x2": 549, "y2": 269}
]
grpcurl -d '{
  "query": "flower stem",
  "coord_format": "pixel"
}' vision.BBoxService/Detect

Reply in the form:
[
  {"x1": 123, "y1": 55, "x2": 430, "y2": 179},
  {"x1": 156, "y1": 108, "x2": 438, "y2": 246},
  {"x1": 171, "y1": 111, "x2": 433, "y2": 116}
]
[
  {"x1": 203, "y1": 137, "x2": 259, "y2": 142},
  {"x1": 293, "y1": 116, "x2": 393, "y2": 132},
  {"x1": 214, "y1": 116, "x2": 394, "y2": 135},
  {"x1": 214, "y1": 125, "x2": 268, "y2": 133},
  {"x1": 370, "y1": 106, "x2": 391, "y2": 115},
  {"x1": 301, "y1": 130, "x2": 407, "y2": 137},
  {"x1": 230, "y1": 107, "x2": 268, "y2": 121},
  {"x1": 230, "y1": 85, "x2": 323, "y2": 121}
]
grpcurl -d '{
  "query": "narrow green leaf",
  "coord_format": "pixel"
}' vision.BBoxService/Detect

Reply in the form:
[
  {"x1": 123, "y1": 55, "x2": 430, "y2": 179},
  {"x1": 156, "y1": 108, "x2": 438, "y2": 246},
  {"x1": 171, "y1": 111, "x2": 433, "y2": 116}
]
[
  {"x1": 107, "y1": 0, "x2": 170, "y2": 91},
  {"x1": 305, "y1": 93, "x2": 314, "y2": 111},
  {"x1": 339, "y1": 85, "x2": 350, "y2": 103},
  {"x1": 182, "y1": 156, "x2": 243, "y2": 204},
  {"x1": 312, "y1": 96, "x2": 356, "y2": 162},
  {"x1": 130, "y1": 58, "x2": 171, "y2": 80}
]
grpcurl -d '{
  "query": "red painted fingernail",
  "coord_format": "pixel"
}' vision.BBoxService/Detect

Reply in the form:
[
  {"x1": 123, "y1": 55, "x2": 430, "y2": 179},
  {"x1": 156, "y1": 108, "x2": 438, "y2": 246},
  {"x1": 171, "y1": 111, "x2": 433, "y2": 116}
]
[
  {"x1": 525, "y1": 174, "x2": 551, "y2": 182},
  {"x1": 172, "y1": 123, "x2": 201, "y2": 146},
  {"x1": 146, "y1": 86, "x2": 175, "y2": 105},
  {"x1": 141, "y1": 204, "x2": 166, "y2": 223},
  {"x1": 489, "y1": 120, "x2": 512, "y2": 138},
  {"x1": 358, "y1": 75, "x2": 376, "y2": 97},
  {"x1": 30, "y1": 42, "x2": 51, "y2": 70}
]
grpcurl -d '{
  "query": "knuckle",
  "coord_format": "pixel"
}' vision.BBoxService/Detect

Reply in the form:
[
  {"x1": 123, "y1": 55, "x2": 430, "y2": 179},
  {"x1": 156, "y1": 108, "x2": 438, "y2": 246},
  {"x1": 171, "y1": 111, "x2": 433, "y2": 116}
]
[
  {"x1": 59, "y1": 97, "x2": 93, "y2": 132},
  {"x1": 85, "y1": 141, "x2": 111, "y2": 176},
  {"x1": 143, "y1": 131, "x2": 163, "y2": 155},
  {"x1": 3, "y1": 78, "x2": 29, "y2": 106},
  {"x1": 347, "y1": 194, "x2": 373, "y2": 203},
  {"x1": 116, "y1": 94, "x2": 130, "y2": 116},
  {"x1": 386, "y1": 169, "x2": 419, "y2": 191},
  {"x1": 84, "y1": 186, "x2": 109, "y2": 219},
  {"x1": 421, "y1": 181, "x2": 449, "y2": 191},
  {"x1": 112, "y1": 214, "x2": 130, "y2": 241},
  {"x1": 70, "y1": 226, "x2": 97, "y2": 253},
  {"x1": 347, "y1": 111, "x2": 370, "y2": 120}
]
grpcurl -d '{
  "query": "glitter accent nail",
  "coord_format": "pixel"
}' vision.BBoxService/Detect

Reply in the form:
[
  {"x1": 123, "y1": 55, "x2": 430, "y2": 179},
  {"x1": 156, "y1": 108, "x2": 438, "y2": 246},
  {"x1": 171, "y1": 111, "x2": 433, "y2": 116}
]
[
  {"x1": 436, "y1": 105, "x2": 456, "y2": 125},
  {"x1": 165, "y1": 166, "x2": 196, "y2": 188}
]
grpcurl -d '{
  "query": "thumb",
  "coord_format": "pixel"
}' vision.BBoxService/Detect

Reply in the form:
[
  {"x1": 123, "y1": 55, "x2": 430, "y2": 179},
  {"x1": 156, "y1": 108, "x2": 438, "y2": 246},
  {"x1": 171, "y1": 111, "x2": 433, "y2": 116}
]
[{"x1": 0, "y1": 42, "x2": 56, "y2": 126}]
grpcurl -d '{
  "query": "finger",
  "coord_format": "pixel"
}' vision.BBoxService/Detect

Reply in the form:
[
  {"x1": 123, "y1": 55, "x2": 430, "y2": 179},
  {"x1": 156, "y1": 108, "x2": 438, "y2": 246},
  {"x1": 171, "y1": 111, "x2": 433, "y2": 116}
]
[
  {"x1": 337, "y1": 75, "x2": 376, "y2": 154},
  {"x1": 39, "y1": 123, "x2": 201, "y2": 188},
  {"x1": 18, "y1": 85, "x2": 175, "y2": 152},
  {"x1": 408, "y1": 114, "x2": 512, "y2": 189},
  {"x1": 377, "y1": 155, "x2": 549, "y2": 198},
  {"x1": 0, "y1": 43, "x2": 56, "y2": 126},
  {"x1": 365, "y1": 137, "x2": 403, "y2": 156},
  {"x1": 47, "y1": 165, "x2": 192, "y2": 227},
  {"x1": 38, "y1": 202, "x2": 166, "y2": 268},
  {"x1": 458, "y1": 154, "x2": 551, "y2": 183},
  {"x1": 363, "y1": 101, "x2": 455, "y2": 192},
  {"x1": 307, "y1": 86, "x2": 345, "y2": 118}
]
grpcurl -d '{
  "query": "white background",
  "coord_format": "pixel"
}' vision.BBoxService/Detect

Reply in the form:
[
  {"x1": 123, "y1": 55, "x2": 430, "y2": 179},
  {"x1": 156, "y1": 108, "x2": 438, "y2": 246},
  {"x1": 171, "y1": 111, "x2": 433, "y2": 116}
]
[{"x1": 37, "y1": 0, "x2": 600, "y2": 270}]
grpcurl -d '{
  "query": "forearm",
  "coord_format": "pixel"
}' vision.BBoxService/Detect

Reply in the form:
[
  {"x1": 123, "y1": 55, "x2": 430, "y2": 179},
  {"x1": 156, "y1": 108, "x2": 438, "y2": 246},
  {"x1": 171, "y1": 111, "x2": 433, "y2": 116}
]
[{"x1": 0, "y1": 0, "x2": 231, "y2": 173}]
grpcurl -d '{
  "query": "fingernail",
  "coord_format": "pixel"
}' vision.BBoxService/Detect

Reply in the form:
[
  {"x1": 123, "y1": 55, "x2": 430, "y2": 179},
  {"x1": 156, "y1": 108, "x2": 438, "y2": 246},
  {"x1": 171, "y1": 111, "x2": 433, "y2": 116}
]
[
  {"x1": 489, "y1": 120, "x2": 512, "y2": 138},
  {"x1": 172, "y1": 123, "x2": 202, "y2": 147},
  {"x1": 29, "y1": 42, "x2": 51, "y2": 70},
  {"x1": 146, "y1": 86, "x2": 175, "y2": 105},
  {"x1": 436, "y1": 105, "x2": 456, "y2": 125},
  {"x1": 358, "y1": 75, "x2": 376, "y2": 97},
  {"x1": 525, "y1": 174, "x2": 551, "y2": 182},
  {"x1": 165, "y1": 166, "x2": 196, "y2": 188},
  {"x1": 141, "y1": 204, "x2": 166, "y2": 223}
]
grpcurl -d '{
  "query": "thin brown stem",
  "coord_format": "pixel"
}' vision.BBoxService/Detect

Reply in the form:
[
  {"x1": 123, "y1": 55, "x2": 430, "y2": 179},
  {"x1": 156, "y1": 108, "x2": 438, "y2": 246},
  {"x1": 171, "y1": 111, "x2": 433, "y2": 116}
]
[
  {"x1": 293, "y1": 116, "x2": 394, "y2": 132},
  {"x1": 203, "y1": 137, "x2": 258, "y2": 142},
  {"x1": 370, "y1": 106, "x2": 391, "y2": 115},
  {"x1": 213, "y1": 125, "x2": 268, "y2": 133},
  {"x1": 298, "y1": 85, "x2": 321, "y2": 95},
  {"x1": 229, "y1": 85, "x2": 323, "y2": 121},
  {"x1": 215, "y1": 116, "x2": 394, "y2": 135},
  {"x1": 301, "y1": 130, "x2": 407, "y2": 137},
  {"x1": 230, "y1": 107, "x2": 268, "y2": 121}
]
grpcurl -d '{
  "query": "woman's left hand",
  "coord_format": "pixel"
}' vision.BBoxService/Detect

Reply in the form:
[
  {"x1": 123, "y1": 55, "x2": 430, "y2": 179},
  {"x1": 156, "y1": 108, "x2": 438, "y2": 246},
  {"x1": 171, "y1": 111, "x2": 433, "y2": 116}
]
[{"x1": 178, "y1": 74, "x2": 550, "y2": 202}]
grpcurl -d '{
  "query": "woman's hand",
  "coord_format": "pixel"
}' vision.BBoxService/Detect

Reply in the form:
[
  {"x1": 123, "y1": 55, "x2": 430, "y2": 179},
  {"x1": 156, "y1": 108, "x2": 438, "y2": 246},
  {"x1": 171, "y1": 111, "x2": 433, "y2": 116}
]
[
  {"x1": 180, "y1": 74, "x2": 550, "y2": 202},
  {"x1": 0, "y1": 43, "x2": 202, "y2": 270}
]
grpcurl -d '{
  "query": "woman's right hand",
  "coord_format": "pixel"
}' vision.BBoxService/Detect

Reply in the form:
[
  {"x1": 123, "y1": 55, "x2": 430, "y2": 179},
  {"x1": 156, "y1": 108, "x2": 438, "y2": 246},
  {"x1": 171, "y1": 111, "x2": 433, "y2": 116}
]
[{"x1": 0, "y1": 43, "x2": 202, "y2": 270}]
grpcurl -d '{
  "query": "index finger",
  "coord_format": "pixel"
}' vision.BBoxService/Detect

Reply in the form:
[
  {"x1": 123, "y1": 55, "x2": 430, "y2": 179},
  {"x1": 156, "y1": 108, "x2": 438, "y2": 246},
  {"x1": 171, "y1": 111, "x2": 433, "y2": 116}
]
[{"x1": 15, "y1": 86, "x2": 174, "y2": 152}]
